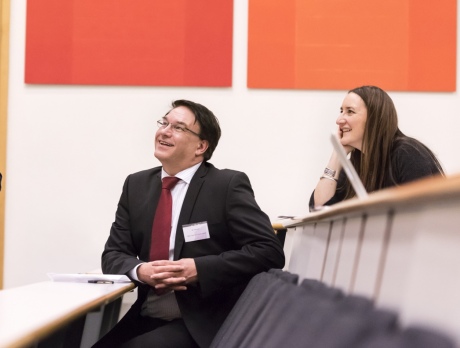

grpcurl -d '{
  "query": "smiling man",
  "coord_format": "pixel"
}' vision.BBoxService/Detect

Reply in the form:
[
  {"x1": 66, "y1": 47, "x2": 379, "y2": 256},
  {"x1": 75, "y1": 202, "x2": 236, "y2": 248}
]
[{"x1": 93, "y1": 100, "x2": 285, "y2": 348}]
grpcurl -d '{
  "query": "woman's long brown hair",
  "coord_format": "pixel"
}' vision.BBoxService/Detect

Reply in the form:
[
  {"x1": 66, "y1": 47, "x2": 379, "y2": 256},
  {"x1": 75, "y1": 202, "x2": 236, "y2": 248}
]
[{"x1": 342, "y1": 86, "x2": 443, "y2": 199}]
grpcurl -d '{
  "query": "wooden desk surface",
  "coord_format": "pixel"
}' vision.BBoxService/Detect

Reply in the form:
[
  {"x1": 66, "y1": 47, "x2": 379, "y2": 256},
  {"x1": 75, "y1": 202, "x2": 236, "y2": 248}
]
[{"x1": 0, "y1": 281, "x2": 135, "y2": 348}]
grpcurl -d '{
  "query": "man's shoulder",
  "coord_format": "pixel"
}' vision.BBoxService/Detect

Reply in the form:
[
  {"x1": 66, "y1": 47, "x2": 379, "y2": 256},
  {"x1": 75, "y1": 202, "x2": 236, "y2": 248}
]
[
  {"x1": 202, "y1": 162, "x2": 246, "y2": 178},
  {"x1": 199, "y1": 163, "x2": 253, "y2": 188}
]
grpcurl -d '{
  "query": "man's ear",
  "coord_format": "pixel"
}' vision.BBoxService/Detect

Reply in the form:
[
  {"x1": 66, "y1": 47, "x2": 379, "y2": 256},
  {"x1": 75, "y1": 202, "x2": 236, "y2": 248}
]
[{"x1": 196, "y1": 140, "x2": 209, "y2": 157}]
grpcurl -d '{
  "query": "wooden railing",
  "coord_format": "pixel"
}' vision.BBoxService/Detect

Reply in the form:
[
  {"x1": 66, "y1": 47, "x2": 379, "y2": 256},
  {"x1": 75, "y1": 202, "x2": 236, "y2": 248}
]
[{"x1": 274, "y1": 173, "x2": 460, "y2": 346}]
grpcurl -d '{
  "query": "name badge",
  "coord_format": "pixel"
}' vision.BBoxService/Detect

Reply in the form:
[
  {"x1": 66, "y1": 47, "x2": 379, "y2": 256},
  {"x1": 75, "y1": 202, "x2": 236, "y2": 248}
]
[{"x1": 183, "y1": 221, "x2": 210, "y2": 242}]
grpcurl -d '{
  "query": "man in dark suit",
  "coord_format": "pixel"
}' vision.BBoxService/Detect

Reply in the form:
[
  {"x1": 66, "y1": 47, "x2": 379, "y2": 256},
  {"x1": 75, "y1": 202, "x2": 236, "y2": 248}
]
[{"x1": 93, "y1": 100, "x2": 285, "y2": 348}]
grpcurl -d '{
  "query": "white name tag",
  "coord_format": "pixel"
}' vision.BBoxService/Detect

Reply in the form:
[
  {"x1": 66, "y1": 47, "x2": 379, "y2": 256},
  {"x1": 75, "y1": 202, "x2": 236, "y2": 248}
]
[{"x1": 183, "y1": 221, "x2": 210, "y2": 242}]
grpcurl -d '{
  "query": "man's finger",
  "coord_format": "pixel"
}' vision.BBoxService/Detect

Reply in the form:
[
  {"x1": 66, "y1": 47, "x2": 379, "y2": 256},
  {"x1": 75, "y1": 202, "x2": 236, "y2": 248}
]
[
  {"x1": 152, "y1": 276, "x2": 186, "y2": 284},
  {"x1": 151, "y1": 260, "x2": 177, "y2": 266},
  {"x1": 150, "y1": 272, "x2": 183, "y2": 280}
]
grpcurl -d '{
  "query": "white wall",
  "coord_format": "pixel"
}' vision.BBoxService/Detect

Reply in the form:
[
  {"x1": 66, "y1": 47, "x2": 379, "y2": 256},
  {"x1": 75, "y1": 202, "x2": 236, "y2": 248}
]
[{"x1": 3, "y1": 0, "x2": 460, "y2": 288}]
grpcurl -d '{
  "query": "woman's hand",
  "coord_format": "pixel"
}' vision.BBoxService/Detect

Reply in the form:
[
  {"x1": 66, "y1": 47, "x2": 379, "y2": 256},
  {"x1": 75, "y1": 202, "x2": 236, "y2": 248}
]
[{"x1": 312, "y1": 150, "x2": 342, "y2": 208}]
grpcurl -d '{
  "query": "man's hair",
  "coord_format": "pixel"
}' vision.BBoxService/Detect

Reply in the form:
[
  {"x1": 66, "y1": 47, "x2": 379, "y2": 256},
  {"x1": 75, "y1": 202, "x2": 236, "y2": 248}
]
[{"x1": 170, "y1": 100, "x2": 221, "y2": 161}]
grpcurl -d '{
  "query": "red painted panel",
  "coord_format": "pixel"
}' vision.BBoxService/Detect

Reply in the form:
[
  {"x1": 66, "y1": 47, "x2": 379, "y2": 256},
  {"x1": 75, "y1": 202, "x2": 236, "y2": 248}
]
[{"x1": 25, "y1": 0, "x2": 233, "y2": 87}]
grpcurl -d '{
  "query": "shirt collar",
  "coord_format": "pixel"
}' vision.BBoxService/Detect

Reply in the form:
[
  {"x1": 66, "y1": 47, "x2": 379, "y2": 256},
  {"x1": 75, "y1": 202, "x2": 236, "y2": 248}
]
[{"x1": 161, "y1": 162, "x2": 202, "y2": 184}]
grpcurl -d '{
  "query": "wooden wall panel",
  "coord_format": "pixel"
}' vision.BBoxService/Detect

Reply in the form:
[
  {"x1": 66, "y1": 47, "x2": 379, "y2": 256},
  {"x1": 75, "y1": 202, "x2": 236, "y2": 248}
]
[{"x1": 0, "y1": 0, "x2": 10, "y2": 289}]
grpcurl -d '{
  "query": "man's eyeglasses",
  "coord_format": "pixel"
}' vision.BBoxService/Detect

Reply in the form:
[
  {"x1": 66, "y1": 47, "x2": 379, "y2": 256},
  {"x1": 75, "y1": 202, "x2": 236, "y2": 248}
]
[{"x1": 157, "y1": 120, "x2": 200, "y2": 137}]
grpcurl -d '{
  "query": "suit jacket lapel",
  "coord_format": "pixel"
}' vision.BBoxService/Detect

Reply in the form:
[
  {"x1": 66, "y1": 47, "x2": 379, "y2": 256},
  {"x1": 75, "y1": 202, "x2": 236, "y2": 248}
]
[
  {"x1": 174, "y1": 162, "x2": 208, "y2": 260},
  {"x1": 148, "y1": 172, "x2": 163, "y2": 223}
]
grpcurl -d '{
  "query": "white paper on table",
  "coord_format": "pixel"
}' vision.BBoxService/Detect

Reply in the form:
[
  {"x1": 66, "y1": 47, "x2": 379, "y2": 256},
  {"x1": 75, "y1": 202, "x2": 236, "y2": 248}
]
[{"x1": 47, "y1": 273, "x2": 131, "y2": 283}]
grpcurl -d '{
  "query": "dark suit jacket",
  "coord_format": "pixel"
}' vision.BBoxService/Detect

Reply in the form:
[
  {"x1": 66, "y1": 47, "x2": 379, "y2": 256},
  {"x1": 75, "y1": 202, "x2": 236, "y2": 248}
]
[{"x1": 101, "y1": 162, "x2": 285, "y2": 348}]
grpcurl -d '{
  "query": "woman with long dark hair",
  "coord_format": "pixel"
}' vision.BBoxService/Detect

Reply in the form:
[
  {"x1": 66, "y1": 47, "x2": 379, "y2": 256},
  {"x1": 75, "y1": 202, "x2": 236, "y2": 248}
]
[{"x1": 310, "y1": 85, "x2": 444, "y2": 210}]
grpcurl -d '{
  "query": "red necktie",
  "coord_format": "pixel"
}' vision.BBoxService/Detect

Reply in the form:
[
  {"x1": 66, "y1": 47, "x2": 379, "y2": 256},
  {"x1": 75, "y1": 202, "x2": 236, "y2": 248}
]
[{"x1": 150, "y1": 176, "x2": 180, "y2": 261}]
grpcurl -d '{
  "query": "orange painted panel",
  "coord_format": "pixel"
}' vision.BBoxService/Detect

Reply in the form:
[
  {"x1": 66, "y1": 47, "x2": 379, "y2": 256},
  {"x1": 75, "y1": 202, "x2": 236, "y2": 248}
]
[
  {"x1": 247, "y1": 0, "x2": 297, "y2": 88},
  {"x1": 407, "y1": 0, "x2": 457, "y2": 91},
  {"x1": 25, "y1": 0, "x2": 233, "y2": 87},
  {"x1": 248, "y1": 0, "x2": 456, "y2": 91}
]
